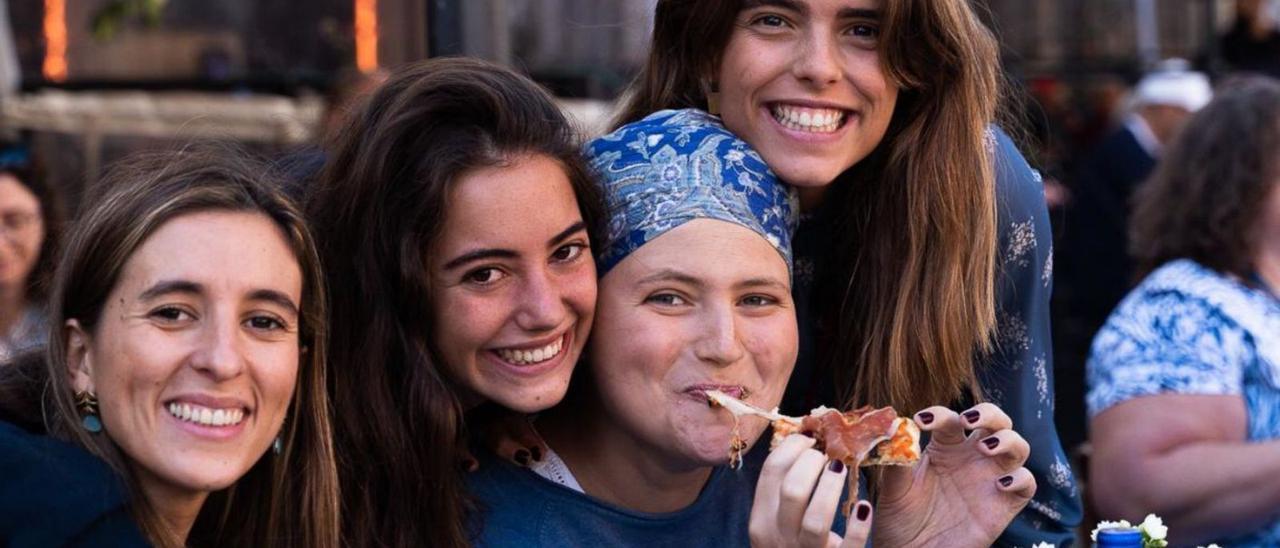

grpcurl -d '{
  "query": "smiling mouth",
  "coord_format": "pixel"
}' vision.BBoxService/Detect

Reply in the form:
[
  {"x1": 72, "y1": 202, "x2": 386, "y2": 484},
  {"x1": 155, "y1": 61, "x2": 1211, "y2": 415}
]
[
  {"x1": 492, "y1": 333, "x2": 566, "y2": 366},
  {"x1": 166, "y1": 402, "x2": 247, "y2": 427},
  {"x1": 769, "y1": 103, "x2": 850, "y2": 134}
]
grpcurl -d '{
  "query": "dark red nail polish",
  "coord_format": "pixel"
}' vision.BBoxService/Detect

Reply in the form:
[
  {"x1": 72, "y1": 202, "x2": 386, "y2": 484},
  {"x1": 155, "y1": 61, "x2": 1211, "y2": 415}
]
[
  {"x1": 530, "y1": 446, "x2": 543, "y2": 462},
  {"x1": 917, "y1": 411, "x2": 934, "y2": 425},
  {"x1": 963, "y1": 410, "x2": 980, "y2": 423},
  {"x1": 855, "y1": 503, "x2": 871, "y2": 521},
  {"x1": 514, "y1": 449, "x2": 531, "y2": 466},
  {"x1": 829, "y1": 459, "x2": 845, "y2": 473},
  {"x1": 982, "y1": 436, "x2": 1000, "y2": 450},
  {"x1": 998, "y1": 475, "x2": 1013, "y2": 487}
]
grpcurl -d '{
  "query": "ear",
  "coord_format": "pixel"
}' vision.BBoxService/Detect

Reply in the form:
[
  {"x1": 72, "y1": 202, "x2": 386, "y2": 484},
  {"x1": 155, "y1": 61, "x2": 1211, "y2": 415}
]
[{"x1": 65, "y1": 319, "x2": 95, "y2": 393}]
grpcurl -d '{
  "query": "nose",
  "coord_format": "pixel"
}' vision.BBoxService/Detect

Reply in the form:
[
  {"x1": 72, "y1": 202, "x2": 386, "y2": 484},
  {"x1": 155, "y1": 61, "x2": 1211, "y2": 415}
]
[
  {"x1": 792, "y1": 29, "x2": 842, "y2": 88},
  {"x1": 693, "y1": 303, "x2": 746, "y2": 367},
  {"x1": 190, "y1": 316, "x2": 245, "y2": 381},
  {"x1": 513, "y1": 268, "x2": 567, "y2": 333}
]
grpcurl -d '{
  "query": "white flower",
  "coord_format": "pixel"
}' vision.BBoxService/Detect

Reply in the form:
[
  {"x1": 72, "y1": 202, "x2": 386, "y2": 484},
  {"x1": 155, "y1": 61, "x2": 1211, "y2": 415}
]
[
  {"x1": 1090, "y1": 520, "x2": 1132, "y2": 541},
  {"x1": 1140, "y1": 514, "x2": 1168, "y2": 540},
  {"x1": 1030, "y1": 543, "x2": 1055, "y2": 548}
]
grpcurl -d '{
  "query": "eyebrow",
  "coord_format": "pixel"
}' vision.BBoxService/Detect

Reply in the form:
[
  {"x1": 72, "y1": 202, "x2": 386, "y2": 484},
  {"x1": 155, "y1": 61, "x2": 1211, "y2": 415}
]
[
  {"x1": 247, "y1": 289, "x2": 301, "y2": 317},
  {"x1": 138, "y1": 280, "x2": 202, "y2": 302},
  {"x1": 742, "y1": 0, "x2": 880, "y2": 19},
  {"x1": 736, "y1": 277, "x2": 791, "y2": 292},
  {"x1": 635, "y1": 269, "x2": 705, "y2": 289},
  {"x1": 441, "y1": 220, "x2": 586, "y2": 271},
  {"x1": 138, "y1": 280, "x2": 300, "y2": 316}
]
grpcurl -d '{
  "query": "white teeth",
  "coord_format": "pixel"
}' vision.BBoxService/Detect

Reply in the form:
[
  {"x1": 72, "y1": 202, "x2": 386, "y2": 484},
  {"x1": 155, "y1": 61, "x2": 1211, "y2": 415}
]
[
  {"x1": 496, "y1": 336, "x2": 564, "y2": 365},
  {"x1": 770, "y1": 104, "x2": 845, "y2": 133},
  {"x1": 166, "y1": 402, "x2": 246, "y2": 427}
]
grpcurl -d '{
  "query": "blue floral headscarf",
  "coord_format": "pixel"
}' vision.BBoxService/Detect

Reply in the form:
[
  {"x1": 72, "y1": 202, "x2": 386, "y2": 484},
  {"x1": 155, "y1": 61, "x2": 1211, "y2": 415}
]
[{"x1": 585, "y1": 109, "x2": 798, "y2": 276}]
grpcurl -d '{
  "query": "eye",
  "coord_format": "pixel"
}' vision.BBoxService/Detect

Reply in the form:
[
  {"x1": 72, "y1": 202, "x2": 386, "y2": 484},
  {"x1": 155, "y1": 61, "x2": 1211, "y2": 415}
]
[
  {"x1": 551, "y1": 243, "x2": 587, "y2": 263},
  {"x1": 753, "y1": 14, "x2": 788, "y2": 28},
  {"x1": 149, "y1": 306, "x2": 194, "y2": 323},
  {"x1": 846, "y1": 23, "x2": 880, "y2": 46},
  {"x1": 464, "y1": 267, "x2": 507, "y2": 285},
  {"x1": 245, "y1": 315, "x2": 286, "y2": 331},
  {"x1": 645, "y1": 293, "x2": 689, "y2": 307},
  {"x1": 740, "y1": 294, "x2": 779, "y2": 307}
]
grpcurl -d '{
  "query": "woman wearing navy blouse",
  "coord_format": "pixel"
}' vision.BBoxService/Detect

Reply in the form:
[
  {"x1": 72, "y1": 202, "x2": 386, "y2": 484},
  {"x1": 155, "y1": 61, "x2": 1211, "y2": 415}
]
[{"x1": 608, "y1": 1, "x2": 1083, "y2": 544}]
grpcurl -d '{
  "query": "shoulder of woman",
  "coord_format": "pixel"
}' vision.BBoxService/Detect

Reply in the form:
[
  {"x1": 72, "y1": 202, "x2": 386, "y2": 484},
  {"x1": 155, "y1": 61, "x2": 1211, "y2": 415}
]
[
  {"x1": 0, "y1": 420, "x2": 142, "y2": 545},
  {"x1": 989, "y1": 126, "x2": 1047, "y2": 214}
]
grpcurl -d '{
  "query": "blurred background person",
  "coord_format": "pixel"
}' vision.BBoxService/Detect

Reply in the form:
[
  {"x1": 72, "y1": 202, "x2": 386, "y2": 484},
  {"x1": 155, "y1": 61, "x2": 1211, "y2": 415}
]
[
  {"x1": 1221, "y1": 0, "x2": 1280, "y2": 77},
  {"x1": 0, "y1": 143, "x2": 62, "y2": 364},
  {"x1": 1054, "y1": 60, "x2": 1212, "y2": 453},
  {"x1": 1087, "y1": 76, "x2": 1280, "y2": 548}
]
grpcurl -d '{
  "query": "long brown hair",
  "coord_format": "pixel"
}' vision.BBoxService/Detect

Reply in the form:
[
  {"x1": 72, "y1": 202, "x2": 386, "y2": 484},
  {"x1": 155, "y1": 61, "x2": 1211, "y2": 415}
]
[
  {"x1": 1, "y1": 145, "x2": 340, "y2": 548},
  {"x1": 1131, "y1": 76, "x2": 1280, "y2": 280},
  {"x1": 617, "y1": 0, "x2": 1000, "y2": 413},
  {"x1": 308, "y1": 57, "x2": 607, "y2": 547}
]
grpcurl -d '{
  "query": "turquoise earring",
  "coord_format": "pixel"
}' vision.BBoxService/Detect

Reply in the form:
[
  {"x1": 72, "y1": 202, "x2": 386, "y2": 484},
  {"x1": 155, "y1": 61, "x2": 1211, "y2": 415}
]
[{"x1": 75, "y1": 391, "x2": 102, "y2": 433}]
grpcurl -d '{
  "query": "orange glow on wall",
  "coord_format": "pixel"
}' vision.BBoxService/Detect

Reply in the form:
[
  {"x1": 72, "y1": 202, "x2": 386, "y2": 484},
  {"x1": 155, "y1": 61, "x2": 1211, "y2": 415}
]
[
  {"x1": 355, "y1": 0, "x2": 378, "y2": 72},
  {"x1": 43, "y1": 0, "x2": 67, "y2": 81}
]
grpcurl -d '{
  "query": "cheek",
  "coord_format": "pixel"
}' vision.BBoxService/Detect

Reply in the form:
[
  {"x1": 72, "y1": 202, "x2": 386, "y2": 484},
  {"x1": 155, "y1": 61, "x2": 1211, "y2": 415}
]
[
  {"x1": 432, "y1": 290, "x2": 509, "y2": 353},
  {"x1": 253, "y1": 348, "x2": 300, "y2": 412}
]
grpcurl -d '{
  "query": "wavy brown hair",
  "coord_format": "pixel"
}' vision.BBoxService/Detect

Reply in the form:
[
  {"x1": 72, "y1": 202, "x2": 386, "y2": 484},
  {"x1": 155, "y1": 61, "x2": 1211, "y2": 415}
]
[
  {"x1": 617, "y1": 0, "x2": 1000, "y2": 413},
  {"x1": 0, "y1": 145, "x2": 339, "y2": 547},
  {"x1": 1131, "y1": 76, "x2": 1280, "y2": 281},
  {"x1": 307, "y1": 57, "x2": 607, "y2": 547}
]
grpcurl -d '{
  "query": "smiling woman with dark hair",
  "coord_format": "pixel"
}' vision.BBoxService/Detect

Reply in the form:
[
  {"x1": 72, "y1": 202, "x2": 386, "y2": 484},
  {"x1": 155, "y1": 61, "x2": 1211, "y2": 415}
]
[{"x1": 308, "y1": 57, "x2": 608, "y2": 547}]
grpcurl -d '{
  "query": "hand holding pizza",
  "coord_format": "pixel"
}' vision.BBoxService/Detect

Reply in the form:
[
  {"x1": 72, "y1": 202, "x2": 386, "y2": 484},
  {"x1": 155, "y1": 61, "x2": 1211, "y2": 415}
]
[
  {"x1": 870, "y1": 402, "x2": 1036, "y2": 547},
  {"x1": 748, "y1": 434, "x2": 873, "y2": 548}
]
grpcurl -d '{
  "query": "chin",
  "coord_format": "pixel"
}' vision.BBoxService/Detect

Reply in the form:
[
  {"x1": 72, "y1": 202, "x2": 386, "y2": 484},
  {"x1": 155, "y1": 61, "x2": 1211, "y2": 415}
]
[
  {"x1": 771, "y1": 163, "x2": 847, "y2": 189},
  {"x1": 493, "y1": 385, "x2": 569, "y2": 414}
]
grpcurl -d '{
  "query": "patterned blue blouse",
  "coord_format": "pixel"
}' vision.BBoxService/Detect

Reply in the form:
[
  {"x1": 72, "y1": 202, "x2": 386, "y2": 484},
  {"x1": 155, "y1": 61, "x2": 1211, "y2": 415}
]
[
  {"x1": 784, "y1": 128, "x2": 1083, "y2": 546},
  {"x1": 1088, "y1": 259, "x2": 1280, "y2": 547}
]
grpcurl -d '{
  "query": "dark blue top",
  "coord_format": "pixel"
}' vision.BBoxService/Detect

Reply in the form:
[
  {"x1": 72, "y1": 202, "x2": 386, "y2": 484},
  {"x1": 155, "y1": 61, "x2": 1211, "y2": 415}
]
[
  {"x1": 467, "y1": 442, "x2": 839, "y2": 547},
  {"x1": 0, "y1": 420, "x2": 148, "y2": 547},
  {"x1": 784, "y1": 127, "x2": 1083, "y2": 547}
]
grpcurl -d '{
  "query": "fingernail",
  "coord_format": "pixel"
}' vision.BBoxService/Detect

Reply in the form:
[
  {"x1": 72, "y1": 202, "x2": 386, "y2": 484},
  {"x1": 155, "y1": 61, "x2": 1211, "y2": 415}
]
[
  {"x1": 982, "y1": 436, "x2": 1000, "y2": 450},
  {"x1": 829, "y1": 459, "x2": 845, "y2": 473},
  {"x1": 963, "y1": 410, "x2": 980, "y2": 423},
  {"x1": 530, "y1": 446, "x2": 543, "y2": 462},
  {"x1": 917, "y1": 411, "x2": 934, "y2": 425},
  {"x1": 855, "y1": 502, "x2": 871, "y2": 521},
  {"x1": 514, "y1": 449, "x2": 531, "y2": 466},
  {"x1": 998, "y1": 475, "x2": 1013, "y2": 487}
]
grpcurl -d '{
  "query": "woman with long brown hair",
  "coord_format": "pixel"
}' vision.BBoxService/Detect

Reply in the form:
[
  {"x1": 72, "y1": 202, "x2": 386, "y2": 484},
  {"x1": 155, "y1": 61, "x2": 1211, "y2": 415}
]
[
  {"x1": 307, "y1": 57, "x2": 607, "y2": 547},
  {"x1": 0, "y1": 147, "x2": 339, "y2": 547},
  {"x1": 611, "y1": 0, "x2": 1080, "y2": 544}
]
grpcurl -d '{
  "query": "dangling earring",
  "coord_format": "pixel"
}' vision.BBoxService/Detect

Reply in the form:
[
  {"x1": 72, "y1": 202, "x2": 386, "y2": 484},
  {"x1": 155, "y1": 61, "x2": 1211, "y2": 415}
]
[
  {"x1": 75, "y1": 391, "x2": 102, "y2": 433},
  {"x1": 705, "y1": 80, "x2": 721, "y2": 116},
  {"x1": 272, "y1": 435, "x2": 283, "y2": 455}
]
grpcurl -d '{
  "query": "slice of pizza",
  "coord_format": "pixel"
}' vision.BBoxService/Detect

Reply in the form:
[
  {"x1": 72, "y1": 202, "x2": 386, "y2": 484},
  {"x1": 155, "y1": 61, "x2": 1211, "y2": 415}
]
[{"x1": 706, "y1": 390, "x2": 920, "y2": 469}]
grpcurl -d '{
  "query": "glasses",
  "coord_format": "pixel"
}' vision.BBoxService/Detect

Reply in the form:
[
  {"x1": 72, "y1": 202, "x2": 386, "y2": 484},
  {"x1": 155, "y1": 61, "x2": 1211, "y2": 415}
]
[{"x1": 0, "y1": 211, "x2": 40, "y2": 234}]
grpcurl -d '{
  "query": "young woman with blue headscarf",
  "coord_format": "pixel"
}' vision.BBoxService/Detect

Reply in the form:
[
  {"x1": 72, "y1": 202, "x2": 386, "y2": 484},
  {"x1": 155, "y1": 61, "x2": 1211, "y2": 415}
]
[{"x1": 468, "y1": 110, "x2": 1032, "y2": 547}]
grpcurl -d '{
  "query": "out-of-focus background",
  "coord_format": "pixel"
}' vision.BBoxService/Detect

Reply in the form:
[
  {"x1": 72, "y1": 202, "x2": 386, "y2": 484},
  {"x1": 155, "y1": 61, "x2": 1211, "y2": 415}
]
[{"x1": 0, "y1": 1, "x2": 1254, "y2": 195}]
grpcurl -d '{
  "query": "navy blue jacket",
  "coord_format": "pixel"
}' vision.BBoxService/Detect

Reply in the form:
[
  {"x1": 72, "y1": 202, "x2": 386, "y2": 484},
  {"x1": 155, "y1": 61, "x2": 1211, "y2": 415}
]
[{"x1": 0, "y1": 420, "x2": 149, "y2": 547}]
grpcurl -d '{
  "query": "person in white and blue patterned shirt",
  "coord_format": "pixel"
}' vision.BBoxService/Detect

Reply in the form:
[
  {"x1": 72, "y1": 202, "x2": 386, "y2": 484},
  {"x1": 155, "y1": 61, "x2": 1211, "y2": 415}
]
[{"x1": 1088, "y1": 77, "x2": 1280, "y2": 548}]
